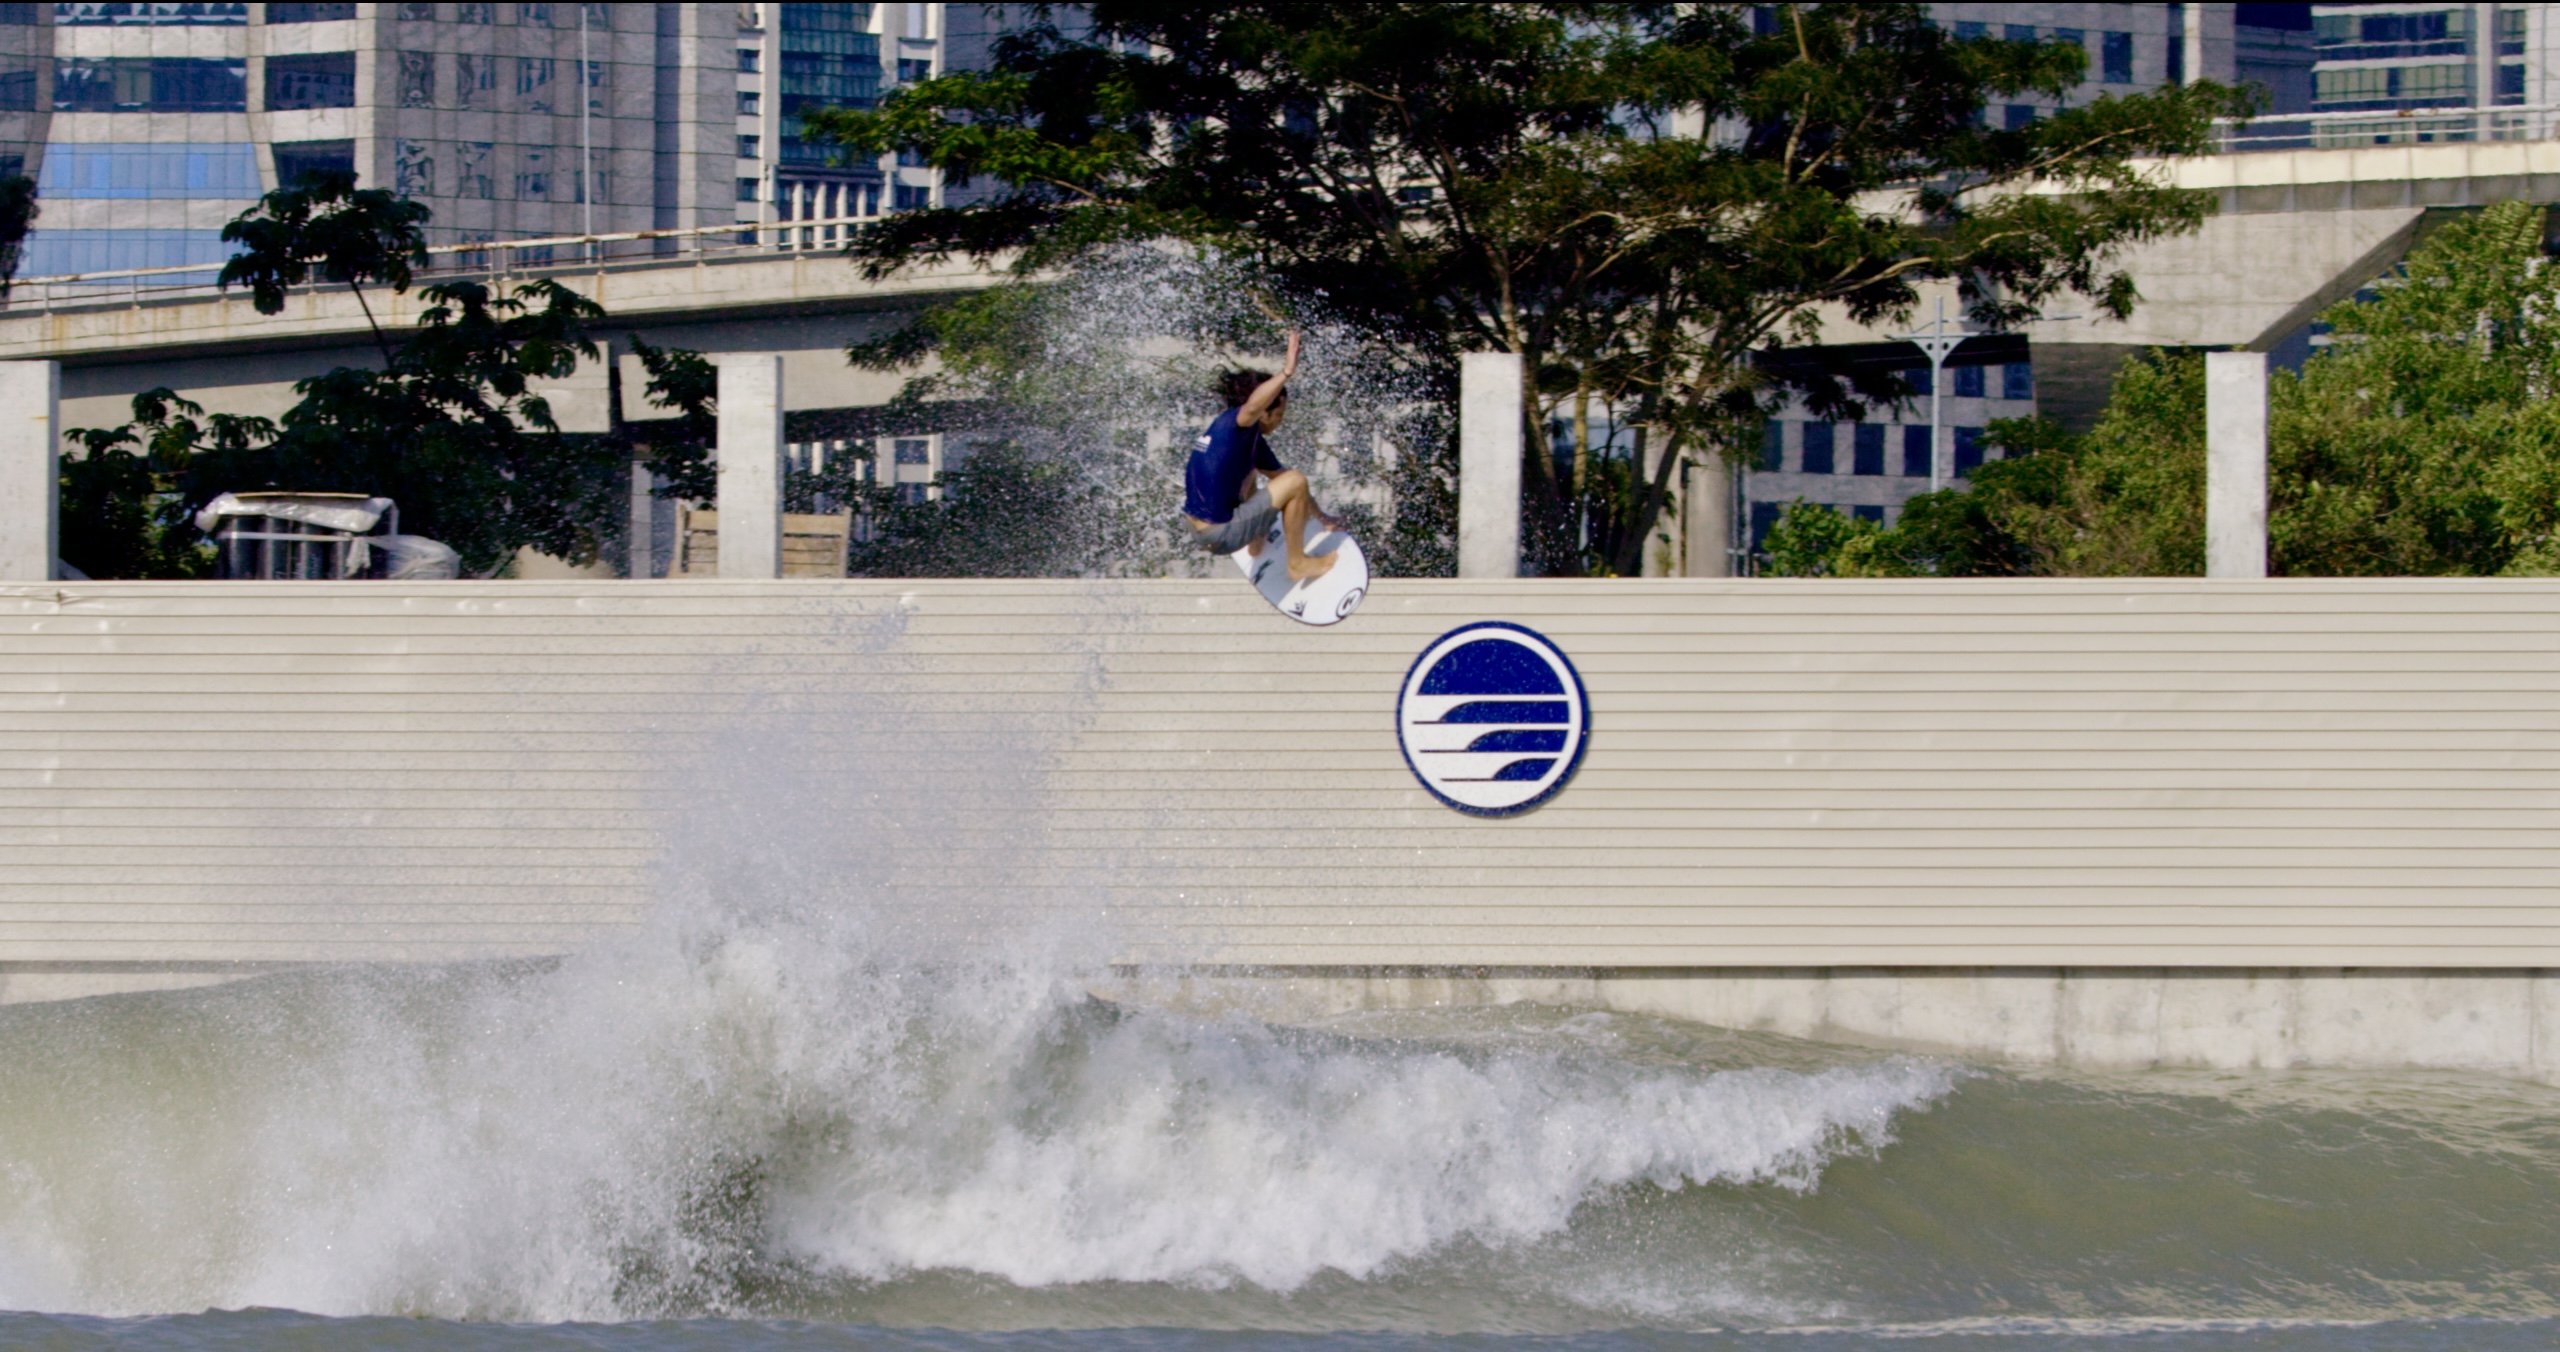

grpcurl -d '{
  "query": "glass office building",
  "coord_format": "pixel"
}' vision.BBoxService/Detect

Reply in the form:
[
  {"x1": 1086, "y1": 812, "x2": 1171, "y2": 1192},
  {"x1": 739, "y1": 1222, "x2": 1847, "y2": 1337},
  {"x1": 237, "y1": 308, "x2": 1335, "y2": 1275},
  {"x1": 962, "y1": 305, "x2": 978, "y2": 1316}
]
[{"x1": 0, "y1": 2, "x2": 942, "y2": 280}]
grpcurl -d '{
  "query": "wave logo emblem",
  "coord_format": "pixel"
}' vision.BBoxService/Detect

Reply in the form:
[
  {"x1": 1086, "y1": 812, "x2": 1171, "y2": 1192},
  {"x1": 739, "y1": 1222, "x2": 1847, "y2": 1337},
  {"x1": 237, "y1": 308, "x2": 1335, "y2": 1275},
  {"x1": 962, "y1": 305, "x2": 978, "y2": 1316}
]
[{"x1": 1397, "y1": 622, "x2": 1590, "y2": 816}]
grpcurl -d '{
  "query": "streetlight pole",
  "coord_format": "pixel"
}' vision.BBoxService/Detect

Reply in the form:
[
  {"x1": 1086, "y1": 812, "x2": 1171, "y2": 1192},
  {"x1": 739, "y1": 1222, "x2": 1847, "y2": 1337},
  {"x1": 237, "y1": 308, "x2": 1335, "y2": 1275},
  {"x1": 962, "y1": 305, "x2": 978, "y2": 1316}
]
[{"x1": 1892, "y1": 297, "x2": 1966, "y2": 494}]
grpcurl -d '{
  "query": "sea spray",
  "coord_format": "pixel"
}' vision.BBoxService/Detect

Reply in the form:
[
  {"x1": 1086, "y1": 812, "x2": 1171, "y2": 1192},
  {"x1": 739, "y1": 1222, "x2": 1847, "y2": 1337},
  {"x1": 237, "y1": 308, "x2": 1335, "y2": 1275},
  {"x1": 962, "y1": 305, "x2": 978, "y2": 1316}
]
[
  {"x1": 853, "y1": 246, "x2": 1452, "y2": 578},
  {"x1": 0, "y1": 685, "x2": 1955, "y2": 1323}
]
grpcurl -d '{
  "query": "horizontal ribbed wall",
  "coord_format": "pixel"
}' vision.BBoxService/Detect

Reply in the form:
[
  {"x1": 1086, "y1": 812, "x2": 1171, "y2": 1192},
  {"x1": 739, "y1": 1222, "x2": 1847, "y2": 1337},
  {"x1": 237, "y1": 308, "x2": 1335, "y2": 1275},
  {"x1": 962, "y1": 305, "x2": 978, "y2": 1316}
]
[{"x1": 5, "y1": 577, "x2": 2559, "y2": 969}]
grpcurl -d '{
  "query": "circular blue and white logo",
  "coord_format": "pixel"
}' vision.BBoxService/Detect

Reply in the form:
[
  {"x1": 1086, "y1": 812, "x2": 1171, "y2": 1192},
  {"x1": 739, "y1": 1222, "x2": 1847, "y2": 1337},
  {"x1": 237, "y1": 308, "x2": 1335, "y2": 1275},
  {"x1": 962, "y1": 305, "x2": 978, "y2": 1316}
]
[{"x1": 1397, "y1": 622, "x2": 1590, "y2": 817}]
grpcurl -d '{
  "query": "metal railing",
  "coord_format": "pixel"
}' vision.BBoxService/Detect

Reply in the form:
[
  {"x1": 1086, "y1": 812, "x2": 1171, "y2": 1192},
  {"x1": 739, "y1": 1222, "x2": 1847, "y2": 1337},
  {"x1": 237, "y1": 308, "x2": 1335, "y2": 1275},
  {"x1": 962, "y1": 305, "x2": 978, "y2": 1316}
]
[
  {"x1": 1, "y1": 211, "x2": 893, "y2": 314},
  {"x1": 2216, "y1": 102, "x2": 2560, "y2": 153}
]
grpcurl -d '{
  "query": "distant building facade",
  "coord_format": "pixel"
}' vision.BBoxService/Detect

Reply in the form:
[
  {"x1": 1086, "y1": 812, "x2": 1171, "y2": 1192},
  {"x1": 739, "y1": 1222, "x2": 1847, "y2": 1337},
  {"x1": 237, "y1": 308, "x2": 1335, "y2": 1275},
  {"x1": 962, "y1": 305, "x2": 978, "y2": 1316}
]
[
  {"x1": 2307, "y1": 2, "x2": 2560, "y2": 141},
  {"x1": 0, "y1": 2, "x2": 949, "y2": 280}
]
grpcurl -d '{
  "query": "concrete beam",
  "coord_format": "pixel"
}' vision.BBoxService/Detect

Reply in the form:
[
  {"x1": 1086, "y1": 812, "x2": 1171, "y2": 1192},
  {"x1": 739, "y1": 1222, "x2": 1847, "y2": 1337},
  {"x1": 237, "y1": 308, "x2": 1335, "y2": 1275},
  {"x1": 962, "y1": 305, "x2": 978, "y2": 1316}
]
[
  {"x1": 715, "y1": 354, "x2": 784, "y2": 579},
  {"x1": 1459, "y1": 352, "x2": 1522, "y2": 579},
  {"x1": 2207, "y1": 351, "x2": 2269, "y2": 580},
  {"x1": 0, "y1": 362, "x2": 58, "y2": 582}
]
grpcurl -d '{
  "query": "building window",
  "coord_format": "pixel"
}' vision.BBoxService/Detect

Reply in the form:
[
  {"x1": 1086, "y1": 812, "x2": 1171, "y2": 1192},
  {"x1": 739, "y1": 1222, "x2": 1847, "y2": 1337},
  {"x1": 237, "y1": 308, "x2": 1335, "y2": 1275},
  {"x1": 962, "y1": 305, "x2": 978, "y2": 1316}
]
[
  {"x1": 517, "y1": 1, "x2": 551, "y2": 24},
  {"x1": 0, "y1": 68, "x2": 31, "y2": 109},
  {"x1": 739, "y1": 48, "x2": 760, "y2": 72},
  {"x1": 738, "y1": 90, "x2": 760, "y2": 115},
  {"x1": 2003, "y1": 362, "x2": 2033, "y2": 400},
  {"x1": 57, "y1": 58, "x2": 247, "y2": 112},
  {"x1": 266, "y1": 2, "x2": 355, "y2": 20},
  {"x1": 893, "y1": 438, "x2": 930, "y2": 465},
  {"x1": 778, "y1": 2, "x2": 882, "y2": 162},
  {"x1": 1760, "y1": 420, "x2": 1784, "y2": 472},
  {"x1": 2003, "y1": 24, "x2": 2033, "y2": 42},
  {"x1": 1954, "y1": 20, "x2": 1987, "y2": 40},
  {"x1": 1954, "y1": 426, "x2": 1985, "y2": 478},
  {"x1": 18, "y1": 228, "x2": 236, "y2": 277},
  {"x1": 2005, "y1": 104, "x2": 2034, "y2": 129},
  {"x1": 737, "y1": 134, "x2": 760, "y2": 159},
  {"x1": 1901, "y1": 425, "x2": 1930, "y2": 477},
  {"x1": 736, "y1": 175, "x2": 759, "y2": 201},
  {"x1": 395, "y1": 139, "x2": 434, "y2": 195},
  {"x1": 456, "y1": 52, "x2": 493, "y2": 107},
  {"x1": 897, "y1": 57, "x2": 931, "y2": 82},
  {"x1": 2501, "y1": 63, "x2": 2526, "y2": 103},
  {"x1": 896, "y1": 146, "x2": 927, "y2": 168},
  {"x1": 1749, "y1": 501, "x2": 1782, "y2": 552},
  {"x1": 1954, "y1": 363, "x2": 1985, "y2": 398},
  {"x1": 39, "y1": 142, "x2": 261, "y2": 197},
  {"x1": 2056, "y1": 27, "x2": 2084, "y2": 49},
  {"x1": 57, "y1": 1, "x2": 244, "y2": 21},
  {"x1": 892, "y1": 182, "x2": 930, "y2": 210},
  {"x1": 1853, "y1": 505, "x2": 1884, "y2": 524},
  {"x1": 514, "y1": 146, "x2": 549, "y2": 198},
  {"x1": 397, "y1": 2, "x2": 436, "y2": 18},
  {"x1": 264, "y1": 52, "x2": 355, "y2": 110},
  {"x1": 2102, "y1": 31, "x2": 2132, "y2": 83},
  {"x1": 398, "y1": 50, "x2": 437, "y2": 108},
  {"x1": 456, "y1": 141, "x2": 493, "y2": 198},
  {"x1": 896, "y1": 482, "x2": 927, "y2": 506},
  {"x1": 1905, "y1": 363, "x2": 1931, "y2": 396},
  {"x1": 516, "y1": 56, "x2": 554, "y2": 111},
  {"x1": 455, "y1": 1, "x2": 489, "y2": 20},
  {"x1": 273, "y1": 139, "x2": 354, "y2": 185},
  {"x1": 1800, "y1": 421, "x2": 1834, "y2": 474},
  {"x1": 1853, "y1": 423, "x2": 1885, "y2": 476}
]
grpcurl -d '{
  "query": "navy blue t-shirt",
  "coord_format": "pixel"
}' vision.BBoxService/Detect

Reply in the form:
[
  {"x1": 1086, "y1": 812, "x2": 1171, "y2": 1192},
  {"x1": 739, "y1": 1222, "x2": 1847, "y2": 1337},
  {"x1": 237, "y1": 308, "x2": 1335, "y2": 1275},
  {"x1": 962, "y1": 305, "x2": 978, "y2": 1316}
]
[{"x1": 1183, "y1": 407, "x2": 1285, "y2": 523}]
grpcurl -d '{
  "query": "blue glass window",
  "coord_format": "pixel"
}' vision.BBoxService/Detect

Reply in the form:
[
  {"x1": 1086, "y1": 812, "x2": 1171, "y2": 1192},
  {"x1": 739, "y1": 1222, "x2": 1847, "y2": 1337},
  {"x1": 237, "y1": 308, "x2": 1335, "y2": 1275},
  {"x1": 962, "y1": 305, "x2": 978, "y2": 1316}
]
[
  {"x1": 56, "y1": 1, "x2": 244, "y2": 22},
  {"x1": 2003, "y1": 361, "x2": 2034, "y2": 400},
  {"x1": 2005, "y1": 104, "x2": 2035, "y2": 129},
  {"x1": 893, "y1": 438, "x2": 930, "y2": 465},
  {"x1": 20, "y1": 227, "x2": 234, "y2": 277},
  {"x1": 1954, "y1": 363, "x2": 1985, "y2": 398},
  {"x1": 274, "y1": 139, "x2": 353, "y2": 185},
  {"x1": 2003, "y1": 24, "x2": 2035, "y2": 42},
  {"x1": 55, "y1": 57, "x2": 244, "y2": 110},
  {"x1": 40, "y1": 142, "x2": 260, "y2": 198},
  {"x1": 1905, "y1": 363, "x2": 1931, "y2": 396},
  {"x1": 264, "y1": 52, "x2": 354, "y2": 109},
  {"x1": 267, "y1": 2, "x2": 354, "y2": 19},
  {"x1": 1853, "y1": 504, "x2": 1884, "y2": 523},
  {"x1": 1800, "y1": 421, "x2": 1834, "y2": 474},
  {"x1": 0, "y1": 69, "x2": 30, "y2": 109},
  {"x1": 1853, "y1": 423, "x2": 1885, "y2": 476},
  {"x1": 1759, "y1": 420, "x2": 1783, "y2": 472},
  {"x1": 1901, "y1": 425, "x2": 1931, "y2": 477},
  {"x1": 2103, "y1": 31, "x2": 2133, "y2": 83},
  {"x1": 1955, "y1": 426, "x2": 1985, "y2": 478},
  {"x1": 780, "y1": 2, "x2": 881, "y2": 163},
  {"x1": 1954, "y1": 21, "x2": 1987, "y2": 40},
  {"x1": 1749, "y1": 501, "x2": 1782, "y2": 550}
]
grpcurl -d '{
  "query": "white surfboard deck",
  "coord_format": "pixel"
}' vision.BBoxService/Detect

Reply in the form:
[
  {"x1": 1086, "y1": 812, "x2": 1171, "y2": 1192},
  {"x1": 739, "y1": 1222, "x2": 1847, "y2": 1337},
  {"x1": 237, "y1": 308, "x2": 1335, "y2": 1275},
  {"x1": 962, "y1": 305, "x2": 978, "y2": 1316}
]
[{"x1": 1230, "y1": 515, "x2": 1369, "y2": 626}]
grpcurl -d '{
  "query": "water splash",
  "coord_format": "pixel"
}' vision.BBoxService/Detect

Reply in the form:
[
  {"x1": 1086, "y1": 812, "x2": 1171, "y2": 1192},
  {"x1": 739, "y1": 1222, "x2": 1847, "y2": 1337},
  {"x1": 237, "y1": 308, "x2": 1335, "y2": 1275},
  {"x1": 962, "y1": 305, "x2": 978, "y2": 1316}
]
[
  {"x1": 880, "y1": 246, "x2": 1452, "y2": 578},
  {"x1": 0, "y1": 685, "x2": 1947, "y2": 1326}
]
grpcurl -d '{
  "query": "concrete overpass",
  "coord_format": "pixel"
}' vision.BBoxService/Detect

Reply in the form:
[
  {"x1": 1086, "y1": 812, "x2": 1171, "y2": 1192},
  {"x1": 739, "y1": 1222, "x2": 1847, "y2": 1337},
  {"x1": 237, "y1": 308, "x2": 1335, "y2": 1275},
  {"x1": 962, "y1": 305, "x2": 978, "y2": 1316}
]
[{"x1": 6, "y1": 137, "x2": 2560, "y2": 456}]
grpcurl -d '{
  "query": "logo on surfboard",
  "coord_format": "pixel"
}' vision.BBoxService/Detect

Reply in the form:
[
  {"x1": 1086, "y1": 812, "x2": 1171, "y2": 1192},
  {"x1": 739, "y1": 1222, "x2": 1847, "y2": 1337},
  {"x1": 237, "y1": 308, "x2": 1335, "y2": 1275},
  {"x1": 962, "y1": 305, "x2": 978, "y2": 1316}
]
[{"x1": 1396, "y1": 623, "x2": 1589, "y2": 816}]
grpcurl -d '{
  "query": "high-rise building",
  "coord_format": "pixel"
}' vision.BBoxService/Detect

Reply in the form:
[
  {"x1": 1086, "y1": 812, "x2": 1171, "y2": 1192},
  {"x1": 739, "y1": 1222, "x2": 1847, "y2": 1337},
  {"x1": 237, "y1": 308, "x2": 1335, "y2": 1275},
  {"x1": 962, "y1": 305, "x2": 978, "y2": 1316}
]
[
  {"x1": 2, "y1": 2, "x2": 940, "y2": 280},
  {"x1": 2306, "y1": 3, "x2": 2558, "y2": 142}
]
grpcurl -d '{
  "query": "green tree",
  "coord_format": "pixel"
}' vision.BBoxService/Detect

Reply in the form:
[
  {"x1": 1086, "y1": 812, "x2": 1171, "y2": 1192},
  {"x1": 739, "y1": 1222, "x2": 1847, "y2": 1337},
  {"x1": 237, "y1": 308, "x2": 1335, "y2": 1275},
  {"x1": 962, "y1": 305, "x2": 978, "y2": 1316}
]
[
  {"x1": 1777, "y1": 199, "x2": 2560, "y2": 579},
  {"x1": 0, "y1": 173, "x2": 38, "y2": 297},
  {"x1": 58, "y1": 390, "x2": 271, "y2": 580},
  {"x1": 811, "y1": 2, "x2": 2241, "y2": 575},
  {"x1": 69, "y1": 175, "x2": 694, "y2": 577}
]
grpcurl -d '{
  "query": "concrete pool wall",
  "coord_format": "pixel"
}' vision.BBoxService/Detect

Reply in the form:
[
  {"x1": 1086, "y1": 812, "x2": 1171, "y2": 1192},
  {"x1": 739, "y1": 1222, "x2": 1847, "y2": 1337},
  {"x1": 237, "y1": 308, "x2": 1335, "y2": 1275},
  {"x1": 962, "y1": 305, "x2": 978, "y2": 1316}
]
[{"x1": 7, "y1": 577, "x2": 2559, "y2": 1076}]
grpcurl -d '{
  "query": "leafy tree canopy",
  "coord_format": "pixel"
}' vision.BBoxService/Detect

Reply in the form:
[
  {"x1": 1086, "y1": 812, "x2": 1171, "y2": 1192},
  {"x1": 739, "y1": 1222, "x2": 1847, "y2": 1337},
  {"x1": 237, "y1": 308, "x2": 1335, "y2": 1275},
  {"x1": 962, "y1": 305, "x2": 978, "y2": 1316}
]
[
  {"x1": 812, "y1": 1, "x2": 2243, "y2": 574},
  {"x1": 1765, "y1": 199, "x2": 2560, "y2": 579},
  {"x1": 69, "y1": 176, "x2": 702, "y2": 577}
]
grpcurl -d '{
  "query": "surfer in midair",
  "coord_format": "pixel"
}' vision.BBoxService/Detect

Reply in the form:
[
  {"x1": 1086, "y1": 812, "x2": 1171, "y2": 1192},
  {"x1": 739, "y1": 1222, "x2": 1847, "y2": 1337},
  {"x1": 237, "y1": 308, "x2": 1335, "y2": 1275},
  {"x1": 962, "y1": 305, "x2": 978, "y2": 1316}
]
[{"x1": 1183, "y1": 329, "x2": 1338, "y2": 583}]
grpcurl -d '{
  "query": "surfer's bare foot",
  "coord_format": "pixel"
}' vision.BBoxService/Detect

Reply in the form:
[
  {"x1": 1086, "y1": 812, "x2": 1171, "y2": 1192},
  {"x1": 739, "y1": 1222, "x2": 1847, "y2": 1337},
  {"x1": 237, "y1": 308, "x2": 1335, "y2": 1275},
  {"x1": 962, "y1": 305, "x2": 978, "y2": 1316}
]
[{"x1": 1289, "y1": 550, "x2": 1338, "y2": 583}]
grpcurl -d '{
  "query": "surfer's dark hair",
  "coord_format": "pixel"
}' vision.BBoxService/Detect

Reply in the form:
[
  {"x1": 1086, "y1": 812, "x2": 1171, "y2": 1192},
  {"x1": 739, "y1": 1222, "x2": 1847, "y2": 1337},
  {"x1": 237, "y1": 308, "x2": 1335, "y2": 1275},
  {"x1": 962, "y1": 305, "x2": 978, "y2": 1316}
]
[{"x1": 1216, "y1": 368, "x2": 1283, "y2": 408}]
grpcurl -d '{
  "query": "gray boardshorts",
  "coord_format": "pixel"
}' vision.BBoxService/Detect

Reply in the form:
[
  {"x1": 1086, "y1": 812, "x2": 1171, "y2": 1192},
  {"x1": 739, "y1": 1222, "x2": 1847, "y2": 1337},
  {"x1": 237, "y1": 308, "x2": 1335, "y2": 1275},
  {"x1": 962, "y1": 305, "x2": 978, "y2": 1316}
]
[{"x1": 1189, "y1": 487, "x2": 1279, "y2": 554}]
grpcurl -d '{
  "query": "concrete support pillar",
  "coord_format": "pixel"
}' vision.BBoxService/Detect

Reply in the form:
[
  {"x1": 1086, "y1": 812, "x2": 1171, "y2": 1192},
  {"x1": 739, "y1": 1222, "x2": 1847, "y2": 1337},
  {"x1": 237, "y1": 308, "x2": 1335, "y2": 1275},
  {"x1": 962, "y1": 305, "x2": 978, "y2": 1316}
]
[
  {"x1": 1458, "y1": 352, "x2": 1521, "y2": 579},
  {"x1": 716, "y1": 354, "x2": 784, "y2": 579},
  {"x1": 1683, "y1": 453, "x2": 1734, "y2": 577},
  {"x1": 0, "y1": 362, "x2": 59, "y2": 582},
  {"x1": 626, "y1": 461, "x2": 654, "y2": 579},
  {"x1": 2206, "y1": 351, "x2": 2268, "y2": 580}
]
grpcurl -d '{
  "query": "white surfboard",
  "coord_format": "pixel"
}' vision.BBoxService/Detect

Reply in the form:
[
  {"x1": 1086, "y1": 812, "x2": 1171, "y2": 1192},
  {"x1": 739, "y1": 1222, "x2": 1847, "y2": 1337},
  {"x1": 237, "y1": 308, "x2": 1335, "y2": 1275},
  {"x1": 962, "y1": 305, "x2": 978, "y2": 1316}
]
[{"x1": 1231, "y1": 515, "x2": 1369, "y2": 626}]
